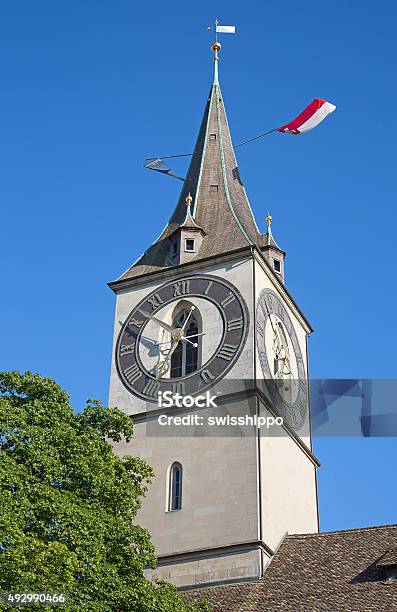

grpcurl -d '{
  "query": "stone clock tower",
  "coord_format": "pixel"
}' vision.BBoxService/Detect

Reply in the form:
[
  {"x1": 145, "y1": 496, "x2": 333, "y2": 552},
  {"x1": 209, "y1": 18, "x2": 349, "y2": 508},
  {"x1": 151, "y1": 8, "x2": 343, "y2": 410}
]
[{"x1": 109, "y1": 42, "x2": 319, "y2": 590}]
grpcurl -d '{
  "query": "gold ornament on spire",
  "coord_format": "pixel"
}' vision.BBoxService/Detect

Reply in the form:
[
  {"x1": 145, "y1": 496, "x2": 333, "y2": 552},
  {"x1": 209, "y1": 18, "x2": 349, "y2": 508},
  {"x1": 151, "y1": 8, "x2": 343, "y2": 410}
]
[
  {"x1": 266, "y1": 212, "x2": 272, "y2": 227},
  {"x1": 186, "y1": 193, "x2": 193, "y2": 207}
]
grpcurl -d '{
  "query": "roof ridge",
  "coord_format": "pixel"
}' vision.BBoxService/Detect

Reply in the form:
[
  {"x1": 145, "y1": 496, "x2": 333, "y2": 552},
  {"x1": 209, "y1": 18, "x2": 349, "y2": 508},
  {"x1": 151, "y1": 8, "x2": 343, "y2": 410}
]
[
  {"x1": 286, "y1": 523, "x2": 397, "y2": 540},
  {"x1": 191, "y1": 86, "x2": 213, "y2": 219},
  {"x1": 214, "y1": 81, "x2": 253, "y2": 247}
]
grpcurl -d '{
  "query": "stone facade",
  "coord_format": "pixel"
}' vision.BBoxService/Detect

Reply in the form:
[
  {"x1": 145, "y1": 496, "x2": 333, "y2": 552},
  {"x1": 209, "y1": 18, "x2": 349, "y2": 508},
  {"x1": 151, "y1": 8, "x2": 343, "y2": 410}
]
[{"x1": 109, "y1": 252, "x2": 319, "y2": 588}]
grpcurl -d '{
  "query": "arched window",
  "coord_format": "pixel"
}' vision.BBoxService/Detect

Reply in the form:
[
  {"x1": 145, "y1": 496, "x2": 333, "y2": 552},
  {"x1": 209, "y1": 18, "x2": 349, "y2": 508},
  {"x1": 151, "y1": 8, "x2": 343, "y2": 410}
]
[
  {"x1": 168, "y1": 462, "x2": 183, "y2": 511},
  {"x1": 170, "y1": 308, "x2": 199, "y2": 378}
]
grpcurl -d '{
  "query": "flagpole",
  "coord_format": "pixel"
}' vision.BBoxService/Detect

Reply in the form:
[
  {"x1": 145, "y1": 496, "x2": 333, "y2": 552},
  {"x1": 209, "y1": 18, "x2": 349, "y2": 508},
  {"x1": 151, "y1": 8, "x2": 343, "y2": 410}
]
[
  {"x1": 145, "y1": 153, "x2": 193, "y2": 161},
  {"x1": 145, "y1": 128, "x2": 278, "y2": 161},
  {"x1": 235, "y1": 128, "x2": 278, "y2": 148}
]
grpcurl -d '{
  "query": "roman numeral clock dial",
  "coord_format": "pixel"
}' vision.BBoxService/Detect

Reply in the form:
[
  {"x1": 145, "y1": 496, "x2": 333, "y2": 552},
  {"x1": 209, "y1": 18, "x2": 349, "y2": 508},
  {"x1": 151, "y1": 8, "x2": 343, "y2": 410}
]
[
  {"x1": 256, "y1": 288, "x2": 308, "y2": 430},
  {"x1": 116, "y1": 275, "x2": 249, "y2": 401}
]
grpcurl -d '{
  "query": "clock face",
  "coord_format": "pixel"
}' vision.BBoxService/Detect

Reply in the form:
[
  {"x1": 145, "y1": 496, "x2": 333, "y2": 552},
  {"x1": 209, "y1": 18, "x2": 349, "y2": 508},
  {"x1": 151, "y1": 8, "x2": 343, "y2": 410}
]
[
  {"x1": 116, "y1": 274, "x2": 249, "y2": 402},
  {"x1": 256, "y1": 288, "x2": 307, "y2": 430}
]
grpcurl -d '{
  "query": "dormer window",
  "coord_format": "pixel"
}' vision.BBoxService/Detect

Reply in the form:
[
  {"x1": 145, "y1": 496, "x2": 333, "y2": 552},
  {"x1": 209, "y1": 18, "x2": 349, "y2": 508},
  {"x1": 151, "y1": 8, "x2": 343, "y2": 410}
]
[
  {"x1": 274, "y1": 259, "x2": 281, "y2": 273},
  {"x1": 185, "y1": 239, "x2": 195, "y2": 252},
  {"x1": 378, "y1": 548, "x2": 397, "y2": 582},
  {"x1": 210, "y1": 184, "x2": 218, "y2": 193},
  {"x1": 209, "y1": 133, "x2": 217, "y2": 141}
]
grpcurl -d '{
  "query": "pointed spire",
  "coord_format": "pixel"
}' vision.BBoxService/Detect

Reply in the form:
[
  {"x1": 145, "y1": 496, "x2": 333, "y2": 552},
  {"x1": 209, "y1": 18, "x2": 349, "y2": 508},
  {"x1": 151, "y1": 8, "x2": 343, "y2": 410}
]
[
  {"x1": 266, "y1": 212, "x2": 273, "y2": 245},
  {"x1": 185, "y1": 192, "x2": 193, "y2": 219},
  {"x1": 265, "y1": 212, "x2": 282, "y2": 249},
  {"x1": 181, "y1": 193, "x2": 204, "y2": 230},
  {"x1": 116, "y1": 43, "x2": 269, "y2": 282}
]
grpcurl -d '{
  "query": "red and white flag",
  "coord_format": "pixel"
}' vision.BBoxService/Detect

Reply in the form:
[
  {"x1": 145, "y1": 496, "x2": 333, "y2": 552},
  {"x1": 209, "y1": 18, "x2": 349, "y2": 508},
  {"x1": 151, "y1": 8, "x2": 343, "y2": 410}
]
[{"x1": 278, "y1": 98, "x2": 336, "y2": 135}]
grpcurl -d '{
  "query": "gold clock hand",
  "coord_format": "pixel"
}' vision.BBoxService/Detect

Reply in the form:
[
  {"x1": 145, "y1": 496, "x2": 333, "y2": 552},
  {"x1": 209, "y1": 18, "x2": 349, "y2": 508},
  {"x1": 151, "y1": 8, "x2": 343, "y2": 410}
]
[
  {"x1": 150, "y1": 316, "x2": 174, "y2": 334},
  {"x1": 156, "y1": 358, "x2": 171, "y2": 379},
  {"x1": 283, "y1": 354, "x2": 292, "y2": 375},
  {"x1": 168, "y1": 339, "x2": 180, "y2": 358},
  {"x1": 155, "y1": 339, "x2": 173, "y2": 347},
  {"x1": 156, "y1": 338, "x2": 180, "y2": 379}
]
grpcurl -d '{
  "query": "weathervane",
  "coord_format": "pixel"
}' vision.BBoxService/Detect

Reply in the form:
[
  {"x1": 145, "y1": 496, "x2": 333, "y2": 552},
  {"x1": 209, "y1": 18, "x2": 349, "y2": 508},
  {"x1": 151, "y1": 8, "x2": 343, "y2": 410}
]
[
  {"x1": 207, "y1": 18, "x2": 236, "y2": 41},
  {"x1": 143, "y1": 23, "x2": 336, "y2": 181}
]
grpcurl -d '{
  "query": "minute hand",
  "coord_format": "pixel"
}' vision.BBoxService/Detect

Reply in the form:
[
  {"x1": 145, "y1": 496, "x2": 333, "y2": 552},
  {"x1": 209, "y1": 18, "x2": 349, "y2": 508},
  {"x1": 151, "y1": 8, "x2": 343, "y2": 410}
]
[
  {"x1": 149, "y1": 316, "x2": 174, "y2": 334},
  {"x1": 263, "y1": 298, "x2": 282, "y2": 346}
]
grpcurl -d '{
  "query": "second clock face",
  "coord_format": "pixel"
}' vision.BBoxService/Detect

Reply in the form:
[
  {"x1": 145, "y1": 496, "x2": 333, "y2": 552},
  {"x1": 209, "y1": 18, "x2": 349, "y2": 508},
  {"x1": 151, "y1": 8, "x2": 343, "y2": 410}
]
[
  {"x1": 256, "y1": 288, "x2": 307, "y2": 430},
  {"x1": 116, "y1": 274, "x2": 249, "y2": 402}
]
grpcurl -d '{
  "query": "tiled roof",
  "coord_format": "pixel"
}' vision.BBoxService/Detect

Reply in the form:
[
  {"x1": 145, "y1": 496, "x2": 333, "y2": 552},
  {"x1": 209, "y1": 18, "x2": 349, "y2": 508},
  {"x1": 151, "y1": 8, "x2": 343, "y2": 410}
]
[
  {"x1": 113, "y1": 65, "x2": 268, "y2": 284},
  {"x1": 184, "y1": 524, "x2": 397, "y2": 612},
  {"x1": 378, "y1": 547, "x2": 397, "y2": 567}
]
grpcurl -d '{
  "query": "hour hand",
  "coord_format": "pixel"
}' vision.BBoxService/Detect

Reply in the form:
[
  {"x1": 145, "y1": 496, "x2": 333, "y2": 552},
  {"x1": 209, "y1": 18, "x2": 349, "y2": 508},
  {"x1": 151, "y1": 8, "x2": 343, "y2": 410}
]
[
  {"x1": 156, "y1": 339, "x2": 179, "y2": 379},
  {"x1": 149, "y1": 316, "x2": 174, "y2": 333},
  {"x1": 156, "y1": 358, "x2": 171, "y2": 379}
]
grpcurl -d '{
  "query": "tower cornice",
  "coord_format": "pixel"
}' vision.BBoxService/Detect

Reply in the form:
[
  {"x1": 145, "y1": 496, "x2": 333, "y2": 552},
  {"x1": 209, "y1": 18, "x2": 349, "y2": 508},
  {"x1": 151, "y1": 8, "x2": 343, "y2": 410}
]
[{"x1": 108, "y1": 244, "x2": 313, "y2": 334}]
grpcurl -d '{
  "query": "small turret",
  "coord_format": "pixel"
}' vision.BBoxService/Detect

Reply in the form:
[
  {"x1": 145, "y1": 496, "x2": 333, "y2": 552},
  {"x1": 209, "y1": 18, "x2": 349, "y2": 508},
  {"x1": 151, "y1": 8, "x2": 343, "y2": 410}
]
[
  {"x1": 167, "y1": 193, "x2": 206, "y2": 265},
  {"x1": 261, "y1": 212, "x2": 286, "y2": 283}
]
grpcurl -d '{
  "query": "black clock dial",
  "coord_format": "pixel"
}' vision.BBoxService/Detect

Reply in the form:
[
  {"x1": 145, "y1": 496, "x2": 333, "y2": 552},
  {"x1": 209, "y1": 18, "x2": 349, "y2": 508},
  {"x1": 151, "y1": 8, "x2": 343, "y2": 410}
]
[
  {"x1": 256, "y1": 288, "x2": 307, "y2": 430},
  {"x1": 116, "y1": 274, "x2": 249, "y2": 402}
]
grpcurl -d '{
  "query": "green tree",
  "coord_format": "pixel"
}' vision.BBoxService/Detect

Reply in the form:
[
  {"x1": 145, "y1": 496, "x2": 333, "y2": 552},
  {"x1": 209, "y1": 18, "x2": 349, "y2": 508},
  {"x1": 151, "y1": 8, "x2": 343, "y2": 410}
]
[{"x1": 0, "y1": 371, "x2": 208, "y2": 611}]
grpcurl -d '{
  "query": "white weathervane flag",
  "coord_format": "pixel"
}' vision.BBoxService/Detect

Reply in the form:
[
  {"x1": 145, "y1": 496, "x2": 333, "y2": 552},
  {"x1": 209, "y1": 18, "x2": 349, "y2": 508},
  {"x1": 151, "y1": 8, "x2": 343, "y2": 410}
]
[
  {"x1": 208, "y1": 20, "x2": 236, "y2": 35},
  {"x1": 216, "y1": 24, "x2": 236, "y2": 34}
]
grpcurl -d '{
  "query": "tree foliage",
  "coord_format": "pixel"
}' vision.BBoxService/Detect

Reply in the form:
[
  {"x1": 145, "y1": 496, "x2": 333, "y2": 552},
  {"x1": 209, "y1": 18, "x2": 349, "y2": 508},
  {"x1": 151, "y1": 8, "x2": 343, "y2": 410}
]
[{"x1": 0, "y1": 371, "x2": 208, "y2": 611}]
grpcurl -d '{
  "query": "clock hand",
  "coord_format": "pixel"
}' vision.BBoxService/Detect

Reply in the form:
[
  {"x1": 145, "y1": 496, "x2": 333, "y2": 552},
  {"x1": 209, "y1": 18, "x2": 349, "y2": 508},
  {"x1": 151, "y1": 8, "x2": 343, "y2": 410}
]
[
  {"x1": 273, "y1": 325, "x2": 284, "y2": 355},
  {"x1": 181, "y1": 330, "x2": 205, "y2": 348},
  {"x1": 282, "y1": 355, "x2": 292, "y2": 376},
  {"x1": 183, "y1": 331, "x2": 206, "y2": 340},
  {"x1": 156, "y1": 358, "x2": 171, "y2": 379},
  {"x1": 263, "y1": 298, "x2": 286, "y2": 358},
  {"x1": 272, "y1": 341, "x2": 282, "y2": 356},
  {"x1": 262, "y1": 297, "x2": 278, "y2": 338},
  {"x1": 156, "y1": 338, "x2": 180, "y2": 379},
  {"x1": 155, "y1": 340, "x2": 173, "y2": 347},
  {"x1": 168, "y1": 338, "x2": 180, "y2": 358},
  {"x1": 181, "y1": 306, "x2": 195, "y2": 332},
  {"x1": 149, "y1": 316, "x2": 175, "y2": 334}
]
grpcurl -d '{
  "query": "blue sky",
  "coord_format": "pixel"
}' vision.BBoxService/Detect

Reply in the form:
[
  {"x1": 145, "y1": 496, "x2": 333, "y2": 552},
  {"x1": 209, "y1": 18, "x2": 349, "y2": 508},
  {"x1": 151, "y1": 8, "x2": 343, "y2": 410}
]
[{"x1": 1, "y1": 1, "x2": 396, "y2": 532}]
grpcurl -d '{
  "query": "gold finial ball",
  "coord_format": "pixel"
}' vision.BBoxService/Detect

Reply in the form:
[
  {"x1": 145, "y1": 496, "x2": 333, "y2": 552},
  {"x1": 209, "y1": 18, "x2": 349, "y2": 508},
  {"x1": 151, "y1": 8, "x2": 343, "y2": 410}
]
[
  {"x1": 211, "y1": 42, "x2": 221, "y2": 53},
  {"x1": 186, "y1": 193, "x2": 193, "y2": 206},
  {"x1": 266, "y1": 213, "x2": 272, "y2": 226}
]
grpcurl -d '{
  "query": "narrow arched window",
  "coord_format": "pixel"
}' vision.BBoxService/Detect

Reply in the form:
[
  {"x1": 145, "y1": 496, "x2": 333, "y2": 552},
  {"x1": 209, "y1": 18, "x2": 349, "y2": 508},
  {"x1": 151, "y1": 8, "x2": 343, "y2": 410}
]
[
  {"x1": 168, "y1": 462, "x2": 182, "y2": 511},
  {"x1": 170, "y1": 309, "x2": 199, "y2": 378}
]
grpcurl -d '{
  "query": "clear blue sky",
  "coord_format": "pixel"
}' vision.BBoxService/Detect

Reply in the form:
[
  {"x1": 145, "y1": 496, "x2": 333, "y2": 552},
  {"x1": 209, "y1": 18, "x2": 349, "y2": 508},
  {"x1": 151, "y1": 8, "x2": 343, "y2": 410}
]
[{"x1": 1, "y1": 1, "x2": 396, "y2": 532}]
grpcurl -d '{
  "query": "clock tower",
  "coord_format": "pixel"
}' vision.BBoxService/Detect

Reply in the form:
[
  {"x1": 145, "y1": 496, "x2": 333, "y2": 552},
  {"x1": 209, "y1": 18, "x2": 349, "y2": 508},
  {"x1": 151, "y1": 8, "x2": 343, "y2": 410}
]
[{"x1": 109, "y1": 42, "x2": 319, "y2": 590}]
